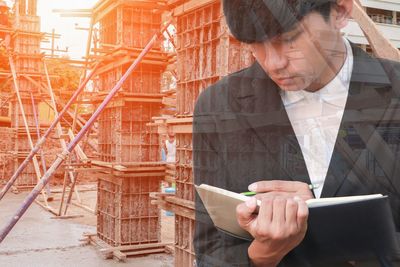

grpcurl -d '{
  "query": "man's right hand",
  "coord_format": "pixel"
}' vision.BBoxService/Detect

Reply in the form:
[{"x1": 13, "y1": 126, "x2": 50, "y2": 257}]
[{"x1": 236, "y1": 196, "x2": 309, "y2": 267}]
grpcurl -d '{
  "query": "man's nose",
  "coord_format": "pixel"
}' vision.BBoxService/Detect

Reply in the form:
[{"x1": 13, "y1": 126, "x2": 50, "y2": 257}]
[{"x1": 263, "y1": 43, "x2": 289, "y2": 72}]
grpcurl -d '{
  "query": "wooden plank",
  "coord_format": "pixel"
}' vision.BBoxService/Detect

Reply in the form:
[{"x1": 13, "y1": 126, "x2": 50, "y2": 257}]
[
  {"x1": 117, "y1": 166, "x2": 165, "y2": 172},
  {"x1": 34, "y1": 200, "x2": 58, "y2": 216},
  {"x1": 171, "y1": 123, "x2": 193, "y2": 134},
  {"x1": 96, "y1": 92, "x2": 165, "y2": 98},
  {"x1": 165, "y1": 196, "x2": 195, "y2": 210},
  {"x1": 124, "y1": 248, "x2": 165, "y2": 257},
  {"x1": 167, "y1": 117, "x2": 193, "y2": 124},
  {"x1": 123, "y1": 97, "x2": 163, "y2": 103},
  {"x1": 59, "y1": 13, "x2": 91, "y2": 18},
  {"x1": 95, "y1": 55, "x2": 168, "y2": 76},
  {"x1": 100, "y1": 242, "x2": 173, "y2": 253},
  {"x1": 69, "y1": 167, "x2": 105, "y2": 172},
  {"x1": 91, "y1": 160, "x2": 126, "y2": 170},
  {"x1": 86, "y1": 235, "x2": 114, "y2": 259},
  {"x1": 150, "y1": 193, "x2": 195, "y2": 210},
  {"x1": 113, "y1": 250, "x2": 127, "y2": 262},
  {"x1": 52, "y1": 8, "x2": 92, "y2": 13},
  {"x1": 94, "y1": 46, "x2": 168, "y2": 58},
  {"x1": 150, "y1": 192, "x2": 174, "y2": 198},
  {"x1": 173, "y1": 0, "x2": 218, "y2": 16},
  {"x1": 152, "y1": 199, "x2": 195, "y2": 220},
  {"x1": 93, "y1": 0, "x2": 120, "y2": 24},
  {"x1": 91, "y1": 160, "x2": 165, "y2": 169},
  {"x1": 71, "y1": 201, "x2": 96, "y2": 214},
  {"x1": 50, "y1": 215, "x2": 84, "y2": 219},
  {"x1": 114, "y1": 171, "x2": 165, "y2": 178}
]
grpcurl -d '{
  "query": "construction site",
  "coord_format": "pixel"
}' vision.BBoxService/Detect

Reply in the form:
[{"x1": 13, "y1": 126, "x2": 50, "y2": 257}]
[{"x1": 0, "y1": 0, "x2": 399, "y2": 266}]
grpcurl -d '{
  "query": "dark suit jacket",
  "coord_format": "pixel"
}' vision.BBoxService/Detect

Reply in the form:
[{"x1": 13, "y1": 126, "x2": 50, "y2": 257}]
[{"x1": 193, "y1": 44, "x2": 400, "y2": 267}]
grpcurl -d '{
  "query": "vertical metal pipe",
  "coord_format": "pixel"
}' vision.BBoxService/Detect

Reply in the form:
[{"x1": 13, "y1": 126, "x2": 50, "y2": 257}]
[
  {"x1": 30, "y1": 92, "x2": 51, "y2": 197},
  {"x1": 0, "y1": 63, "x2": 100, "y2": 201}
]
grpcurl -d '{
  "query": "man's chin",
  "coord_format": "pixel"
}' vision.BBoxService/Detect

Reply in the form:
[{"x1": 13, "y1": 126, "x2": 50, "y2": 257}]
[{"x1": 271, "y1": 77, "x2": 308, "y2": 91}]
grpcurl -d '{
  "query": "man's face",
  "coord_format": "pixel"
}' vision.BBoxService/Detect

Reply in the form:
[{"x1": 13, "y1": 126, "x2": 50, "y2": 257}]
[{"x1": 250, "y1": 11, "x2": 344, "y2": 92}]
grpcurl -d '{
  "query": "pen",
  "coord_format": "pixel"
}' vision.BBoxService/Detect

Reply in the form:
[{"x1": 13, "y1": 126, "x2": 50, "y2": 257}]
[
  {"x1": 241, "y1": 183, "x2": 321, "y2": 195},
  {"x1": 241, "y1": 191, "x2": 257, "y2": 196},
  {"x1": 308, "y1": 183, "x2": 321, "y2": 190}
]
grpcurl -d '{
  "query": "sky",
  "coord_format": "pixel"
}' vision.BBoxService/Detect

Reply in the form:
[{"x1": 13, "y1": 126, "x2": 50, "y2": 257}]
[{"x1": 36, "y1": 0, "x2": 98, "y2": 60}]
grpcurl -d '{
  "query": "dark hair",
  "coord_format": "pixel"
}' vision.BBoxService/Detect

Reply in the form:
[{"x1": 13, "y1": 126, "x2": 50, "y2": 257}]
[{"x1": 223, "y1": 0, "x2": 335, "y2": 43}]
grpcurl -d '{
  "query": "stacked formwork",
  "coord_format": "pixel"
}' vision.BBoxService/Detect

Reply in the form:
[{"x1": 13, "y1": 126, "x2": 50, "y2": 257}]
[
  {"x1": 175, "y1": 1, "x2": 254, "y2": 115},
  {"x1": 97, "y1": 101, "x2": 161, "y2": 163},
  {"x1": 0, "y1": 127, "x2": 14, "y2": 184},
  {"x1": 170, "y1": 1, "x2": 254, "y2": 265},
  {"x1": 10, "y1": 0, "x2": 43, "y2": 188},
  {"x1": 96, "y1": 163, "x2": 165, "y2": 247},
  {"x1": 92, "y1": 0, "x2": 168, "y2": 247},
  {"x1": 11, "y1": 101, "x2": 40, "y2": 187}
]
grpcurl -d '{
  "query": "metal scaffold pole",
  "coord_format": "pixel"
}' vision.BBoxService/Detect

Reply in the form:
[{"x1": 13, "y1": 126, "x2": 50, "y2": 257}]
[{"x1": 0, "y1": 62, "x2": 100, "y2": 201}]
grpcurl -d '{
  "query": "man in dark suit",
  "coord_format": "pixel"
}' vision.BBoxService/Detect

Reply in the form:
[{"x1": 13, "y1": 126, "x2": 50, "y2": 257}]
[{"x1": 193, "y1": 0, "x2": 400, "y2": 266}]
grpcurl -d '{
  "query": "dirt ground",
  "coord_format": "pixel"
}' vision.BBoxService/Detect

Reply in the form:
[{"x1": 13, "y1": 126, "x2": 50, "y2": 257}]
[{"x1": 0, "y1": 183, "x2": 175, "y2": 267}]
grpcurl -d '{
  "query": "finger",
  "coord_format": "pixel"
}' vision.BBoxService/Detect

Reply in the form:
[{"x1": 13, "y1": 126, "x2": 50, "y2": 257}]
[
  {"x1": 294, "y1": 196, "x2": 309, "y2": 232},
  {"x1": 265, "y1": 193, "x2": 312, "y2": 201},
  {"x1": 257, "y1": 197, "x2": 273, "y2": 231},
  {"x1": 249, "y1": 180, "x2": 309, "y2": 193},
  {"x1": 255, "y1": 191, "x2": 294, "y2": 200},
  {"x1": 285, "y1": 198, "x2": 298, "y2": 226},
  {"x1": 272, "y1": 197, "x2": 287, "y2": 226},
  {"x1": 236, "y1": 197, "x2": 258, "y2": 228}
]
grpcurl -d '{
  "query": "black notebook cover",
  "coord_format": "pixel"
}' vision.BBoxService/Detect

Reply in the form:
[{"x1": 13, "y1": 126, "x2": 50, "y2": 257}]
[
  {"x1": 297, "y1": 196, "x2": 400, "y2": 262},
  {"x1": 196, "y1": 184, "x2": 400, "y2": 262}
]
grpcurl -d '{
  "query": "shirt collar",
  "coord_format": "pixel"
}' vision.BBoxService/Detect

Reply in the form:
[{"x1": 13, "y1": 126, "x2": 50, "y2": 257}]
[{"x1": 281, "y1": 37, "x2": 354, "y2": 106}]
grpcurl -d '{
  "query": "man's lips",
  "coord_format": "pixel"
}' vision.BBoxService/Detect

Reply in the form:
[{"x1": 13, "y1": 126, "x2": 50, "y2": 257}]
[
  {"x1": 275, "y1": 76, "x2": 295, "y2": 80},
  {"x1": 275, "y1": 76, "x2": 295, "y2": 84}
]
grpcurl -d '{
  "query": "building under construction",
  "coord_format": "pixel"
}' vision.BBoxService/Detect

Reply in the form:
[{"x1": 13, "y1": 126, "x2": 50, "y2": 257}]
[{"x1": 0, "y1": 0, "x2": 400, "y2": 266}]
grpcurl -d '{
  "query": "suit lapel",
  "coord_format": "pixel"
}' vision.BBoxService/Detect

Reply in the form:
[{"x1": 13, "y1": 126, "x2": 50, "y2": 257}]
[
  {"x1": 321, "y1": 45, "x2": 391, "y2": 197},
  {"x1": 232, "y1": 62, "x2": 311, "y2": 185}
]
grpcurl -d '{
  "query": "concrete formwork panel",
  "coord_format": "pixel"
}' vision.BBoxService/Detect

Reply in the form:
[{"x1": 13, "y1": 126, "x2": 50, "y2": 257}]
[
  {"x1": 97, "y1": 101, "x2": 161, "y2": 163},
  {"x1": 97, "y1": 2, "x2": 164, "y2": 49},
  {"x1": 174, "y1": 214, "x2": 195, "y2": 267},
  {"x1": 97, "y1": 170, "x2": 163, "y2": 247},
  {"x1": 175, "y1": 1, "x2": 254, "y2": 115},
  {"x1": 175, "y1": 133, "x2": 194, "y2": 202}
]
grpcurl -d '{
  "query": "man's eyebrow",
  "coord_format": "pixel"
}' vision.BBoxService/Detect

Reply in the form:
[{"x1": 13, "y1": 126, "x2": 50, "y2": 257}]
[
  {"x1": 283, "y1": 26, "x2": 303, "y2": 36},
  {"x1": 275, "y1": 27, "x2": 303, "y2": 41}
]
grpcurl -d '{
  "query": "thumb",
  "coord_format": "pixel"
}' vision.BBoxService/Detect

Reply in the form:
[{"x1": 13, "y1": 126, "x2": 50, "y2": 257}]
[
  {"x1": 236, "y1": 197, "x2": 257, "y2": 228},
  {"x1": 294, "y1": 196, "x2": 309, "y2": 231}
]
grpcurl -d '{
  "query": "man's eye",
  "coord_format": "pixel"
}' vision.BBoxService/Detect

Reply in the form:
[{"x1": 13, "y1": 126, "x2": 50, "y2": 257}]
[
  {"x1": 282, "y1": 31, "x2": 301, "y2": 43},
  {"x1": 283, "y1": 37, "x2": 295, "y2": 43}
]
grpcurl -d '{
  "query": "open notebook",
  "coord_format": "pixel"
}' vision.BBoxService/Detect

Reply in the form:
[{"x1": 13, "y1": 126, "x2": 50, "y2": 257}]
[{"x1": 195, "y1": 184, "x2": 400, "y2": 262}]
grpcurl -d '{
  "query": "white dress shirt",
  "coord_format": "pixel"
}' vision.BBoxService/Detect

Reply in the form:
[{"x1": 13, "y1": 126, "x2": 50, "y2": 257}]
[{"x1": 280, "y1": 38, "x2": 354, "y2": 198}]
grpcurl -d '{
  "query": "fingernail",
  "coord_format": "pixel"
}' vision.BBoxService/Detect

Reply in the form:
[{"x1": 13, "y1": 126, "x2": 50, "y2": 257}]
[
  {"x1": 293, "y1": 196, "x2": 301, "y2": 202},
  {"x1": 245, "y1": 197, "x2": 255, "y2": 208},
  {"x1": 248, "y1": 183, "x2": 257, "y2": 192}
]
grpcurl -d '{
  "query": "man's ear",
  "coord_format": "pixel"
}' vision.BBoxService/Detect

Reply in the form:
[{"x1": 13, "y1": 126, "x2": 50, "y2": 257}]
[{"x1": 332, "y1": 0, "x2": 353, "y2": 29}]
